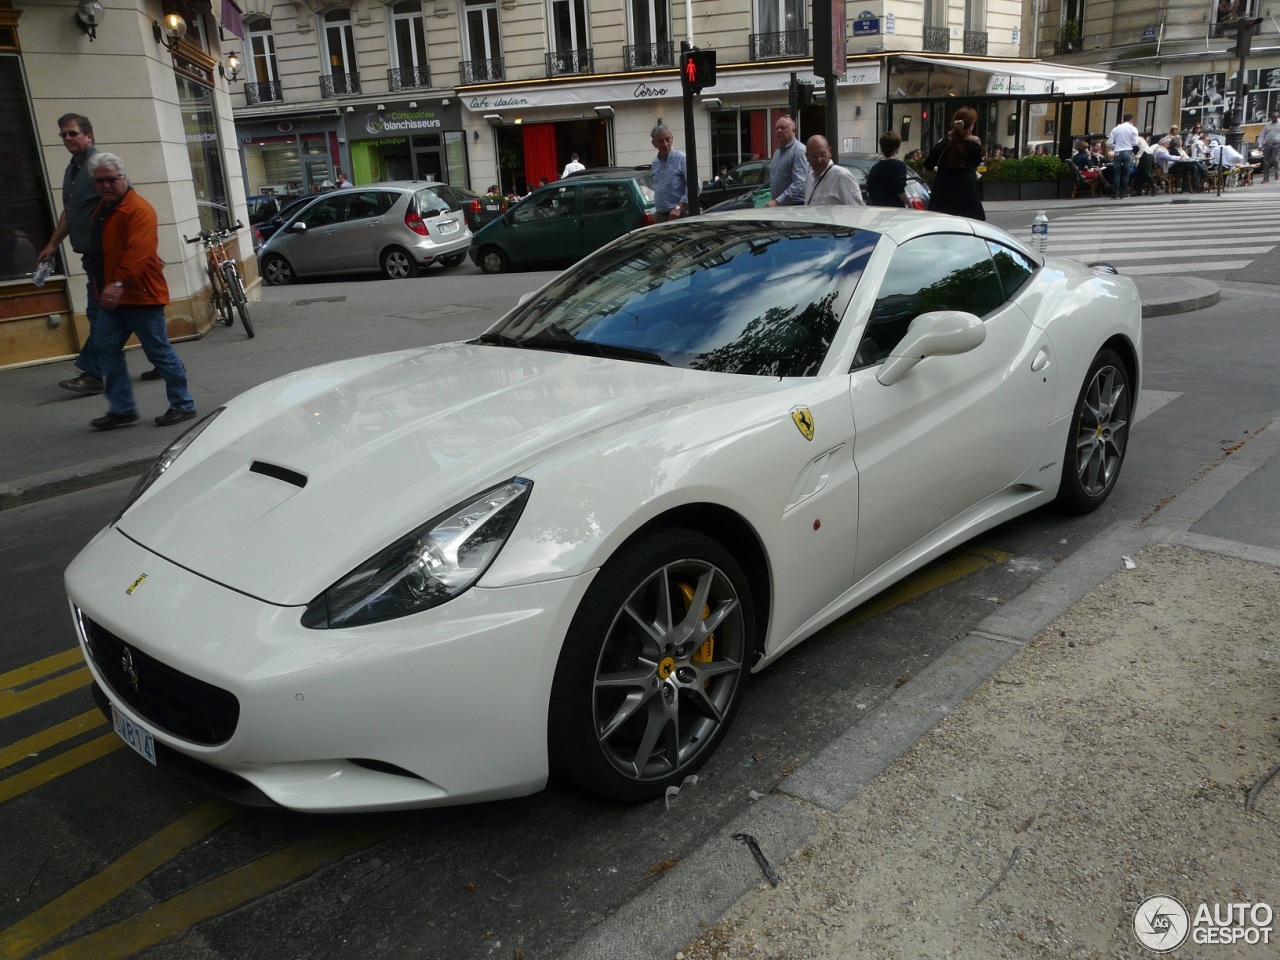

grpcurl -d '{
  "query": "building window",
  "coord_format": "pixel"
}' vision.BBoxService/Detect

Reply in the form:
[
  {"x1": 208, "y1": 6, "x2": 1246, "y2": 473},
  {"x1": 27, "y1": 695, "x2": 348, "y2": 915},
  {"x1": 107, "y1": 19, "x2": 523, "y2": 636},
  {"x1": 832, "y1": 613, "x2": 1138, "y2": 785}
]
[
  {"x1": 245, "y1": 17, "x2": 282, "y2": 104},
  {"x1": 320, "y1": 9, "x2": 360, "y2": 96},
  {"x1": 752, "y1": 0, "x2": 807, "y2": 59},
  {"x1": 176, "y1": 75, "x2": 234, "y2": 234},
  {"x1": 0, "y1": 55, "x2": 58, "y2": 283},
  {"x1": 1213, "y1": 1, "x2": 1257, "y2": 36},
  {"x1": 462, "y1": 0, "x2": 503, "y2": 81},
  {"x1": 549, "y1": 0, "x2": 590, "y2": 61},
  {"x1": 627, "y1": 0, "x2": 671, "y2": 68},
  {"x1": 389, "y1": 1, "x2": 430, "y2": 89}
]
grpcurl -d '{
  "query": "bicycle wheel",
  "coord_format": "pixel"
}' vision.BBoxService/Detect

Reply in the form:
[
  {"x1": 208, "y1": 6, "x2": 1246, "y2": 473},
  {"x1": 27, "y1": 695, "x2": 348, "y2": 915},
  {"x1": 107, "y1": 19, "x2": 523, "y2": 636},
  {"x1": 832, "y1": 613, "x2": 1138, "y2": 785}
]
[
  {"x1": 210, "y1": 268, "x2": 233, "y2": 326},
  {"x1": 221, "y1": 263, "x2": 254, "y2": 337}
]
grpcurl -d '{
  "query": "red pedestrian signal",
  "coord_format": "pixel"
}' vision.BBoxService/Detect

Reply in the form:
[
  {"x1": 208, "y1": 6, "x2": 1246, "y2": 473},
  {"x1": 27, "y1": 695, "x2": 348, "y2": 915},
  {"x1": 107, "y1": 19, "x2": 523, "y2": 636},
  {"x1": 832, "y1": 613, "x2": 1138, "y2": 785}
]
[{"x1": 680, "y1": 49, "x2": 717, "y2": 95}]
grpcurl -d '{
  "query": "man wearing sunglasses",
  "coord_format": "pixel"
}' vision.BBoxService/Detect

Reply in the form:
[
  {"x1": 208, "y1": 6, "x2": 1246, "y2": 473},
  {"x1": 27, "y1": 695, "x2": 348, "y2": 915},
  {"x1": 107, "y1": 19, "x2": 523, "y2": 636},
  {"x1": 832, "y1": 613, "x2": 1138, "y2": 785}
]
[
  {"x1": 86, "y1": 153, "x2": 196, "y2": 431},
  {"x1": 38, "y1": 113, "x2": 107, "y2": 395}
]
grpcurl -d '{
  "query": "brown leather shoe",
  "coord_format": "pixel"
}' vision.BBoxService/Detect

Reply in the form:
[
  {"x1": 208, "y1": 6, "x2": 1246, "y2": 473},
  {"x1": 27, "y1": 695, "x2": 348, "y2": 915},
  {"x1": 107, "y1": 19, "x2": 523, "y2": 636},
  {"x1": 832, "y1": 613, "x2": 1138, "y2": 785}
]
[{"x1": 59, "y1": 374, "x2": 104, "y2": 395}]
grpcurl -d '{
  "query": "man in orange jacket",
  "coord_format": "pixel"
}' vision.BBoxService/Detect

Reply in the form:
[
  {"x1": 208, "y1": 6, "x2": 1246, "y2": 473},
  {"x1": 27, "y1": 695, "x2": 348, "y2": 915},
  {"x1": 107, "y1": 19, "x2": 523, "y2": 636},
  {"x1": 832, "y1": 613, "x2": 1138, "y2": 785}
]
[{"x1": 87, "y1": 153, "x2": 197, "y2": 430}]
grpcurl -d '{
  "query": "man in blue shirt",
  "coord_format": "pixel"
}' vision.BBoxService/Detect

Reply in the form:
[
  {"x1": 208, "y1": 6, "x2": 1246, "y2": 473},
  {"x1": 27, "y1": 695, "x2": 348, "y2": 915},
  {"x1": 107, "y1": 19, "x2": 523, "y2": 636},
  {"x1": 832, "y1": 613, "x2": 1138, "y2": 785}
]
[
  {"x1": 650, "y1": 124, "x2": 688, "y2": 221},
  {"x1": 766, "y1": 115, "x2": 808, "y2": 206}
]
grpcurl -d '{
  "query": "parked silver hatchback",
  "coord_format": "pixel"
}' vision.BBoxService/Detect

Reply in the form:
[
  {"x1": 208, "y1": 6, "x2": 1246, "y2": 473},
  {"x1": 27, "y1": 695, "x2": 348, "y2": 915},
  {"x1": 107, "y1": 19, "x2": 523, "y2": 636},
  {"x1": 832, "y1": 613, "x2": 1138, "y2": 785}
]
[{"x1": 258, "y1": 181, "x2": 472, "y2": 284}]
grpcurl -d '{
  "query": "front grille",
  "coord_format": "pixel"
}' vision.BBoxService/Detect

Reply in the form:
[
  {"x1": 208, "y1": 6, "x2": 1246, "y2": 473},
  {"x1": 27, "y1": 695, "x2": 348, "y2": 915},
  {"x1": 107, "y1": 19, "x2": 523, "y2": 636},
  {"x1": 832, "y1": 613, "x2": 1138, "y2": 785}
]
[{"x1": 81, "y1": 614, "x2": 240, "y2": 745}]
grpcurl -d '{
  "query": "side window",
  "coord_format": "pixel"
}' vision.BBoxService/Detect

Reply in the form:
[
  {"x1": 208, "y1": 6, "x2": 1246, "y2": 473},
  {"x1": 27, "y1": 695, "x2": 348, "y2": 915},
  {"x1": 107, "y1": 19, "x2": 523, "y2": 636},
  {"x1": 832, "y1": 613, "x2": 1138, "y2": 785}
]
[
  {"x1": 858, "y1": 234, "x2": 1005, "y2": 367},
  {"x1": 583, "y1": 183, "x2": 629, "y2": 215},
  {"x1": 986, "y1": 240, "x2": 1037, "y2": 300},
  {"x1": 343, "y1": 191, "x2": 388, "y2": 221},
  {"x1": 297, "y1": 196, "x2": 345, "y2": 227},
  {"x1": 512, "y1": 187, "x2": 576, "y2": 223}
]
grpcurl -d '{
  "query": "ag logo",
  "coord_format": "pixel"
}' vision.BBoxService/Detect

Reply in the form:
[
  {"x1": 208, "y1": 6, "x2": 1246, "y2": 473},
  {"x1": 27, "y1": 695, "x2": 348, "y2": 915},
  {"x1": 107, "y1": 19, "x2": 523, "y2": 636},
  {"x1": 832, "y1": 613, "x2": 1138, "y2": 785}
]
[
  {"x1": 790, "y1": 406, "x2": 815, "y2": 441},
  {"x1": 125, "y1": 573, "x2": 148, "y2": 595},
  {"x1": 1134, "y1": 896, "x2": 1190, "y2": 952}
]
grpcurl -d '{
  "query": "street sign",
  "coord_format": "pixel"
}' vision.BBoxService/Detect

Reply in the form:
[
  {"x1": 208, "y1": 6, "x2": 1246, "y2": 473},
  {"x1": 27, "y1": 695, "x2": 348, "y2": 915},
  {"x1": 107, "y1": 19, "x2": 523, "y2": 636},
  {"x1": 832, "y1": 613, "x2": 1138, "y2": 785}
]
[{"x1": 853, "y1": 11, "x2": 881, "y2": 37}]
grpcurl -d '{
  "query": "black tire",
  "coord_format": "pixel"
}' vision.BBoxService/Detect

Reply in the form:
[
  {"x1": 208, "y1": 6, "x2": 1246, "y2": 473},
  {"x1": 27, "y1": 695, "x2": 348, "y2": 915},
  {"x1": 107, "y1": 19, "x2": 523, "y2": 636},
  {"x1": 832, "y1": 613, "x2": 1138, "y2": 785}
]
[
  {"x1": 235, "y1": 299, "x2": 255, "y2": 338},
  {"x1": 1055, "y1": 347, "x2": 1132, "y2": 514},
  {"x1": 548, "y1": 529, "x2": 754, "y2": 802},
  {"x1": 261, "y1": 254, "x2": 293, "y2": 286},
  {"x1": 478, "y1": 247, "x2": 508, "y2": 275},
  {"x1": 214, "y1": 288, "x2": 233, "y2": 325},
  {"x1": 381, "y1": 247, "x2": 419, "y2": 279},
  {"x1": 222, "y1": 264, "x2": 254, "y2": 338},
  {"x1": 440, "y1": 252, "x2": 466, "y2": 268}
]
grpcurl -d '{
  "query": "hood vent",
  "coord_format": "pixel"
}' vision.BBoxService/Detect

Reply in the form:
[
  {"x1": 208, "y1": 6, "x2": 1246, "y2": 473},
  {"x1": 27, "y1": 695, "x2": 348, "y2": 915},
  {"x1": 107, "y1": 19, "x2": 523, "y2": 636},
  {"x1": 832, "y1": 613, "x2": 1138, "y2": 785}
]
[{"x1": 250, "y1": 461, "x2": 308, "y2": 488}]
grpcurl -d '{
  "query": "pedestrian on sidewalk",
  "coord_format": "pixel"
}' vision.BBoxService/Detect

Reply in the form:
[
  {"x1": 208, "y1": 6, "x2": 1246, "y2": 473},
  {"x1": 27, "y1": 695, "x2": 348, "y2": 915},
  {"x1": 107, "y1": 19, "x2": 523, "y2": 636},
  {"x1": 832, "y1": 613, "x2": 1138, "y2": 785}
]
[
  {"x1": 650, "y1": 124, "x2": 688, "y2": 221},
  {"x1": 803, "y1": 135, "x2": 863, "y2": 206},
  {"x1": 923, "y1": 106, "x2": 985, "y2": 220},
  {"x1": 85, "y1": 153, "x2": 197, "y2": 431},
  {"x1": 765, "y1": 115, "x2": 808, "y2": 207},
  {"x1": 37, "y1": 113, "x2": 106, "y2": 397},
  {"x1": 866, "y1": 131, "x2": 911, "y2": 208},
  {"x1": 1261, "y1": 110, "x2": 1280, "y2": 183},
  {"x1": 1108, "y1": 113, "x2": 1140, "y2": 199}
]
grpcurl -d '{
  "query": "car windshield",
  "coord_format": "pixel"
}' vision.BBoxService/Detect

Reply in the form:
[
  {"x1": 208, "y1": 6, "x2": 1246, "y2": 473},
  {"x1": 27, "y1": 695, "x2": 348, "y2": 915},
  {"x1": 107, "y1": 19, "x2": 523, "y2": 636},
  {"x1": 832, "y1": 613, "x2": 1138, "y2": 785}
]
[{"x1": 482, "y1": 221, "x2": 876, "y2": 376}]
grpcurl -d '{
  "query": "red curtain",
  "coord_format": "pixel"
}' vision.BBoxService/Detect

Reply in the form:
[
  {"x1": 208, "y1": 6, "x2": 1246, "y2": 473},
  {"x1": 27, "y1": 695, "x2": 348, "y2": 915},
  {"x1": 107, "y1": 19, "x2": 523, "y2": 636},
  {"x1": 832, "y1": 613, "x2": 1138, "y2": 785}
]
[{"x1": 522, "y1": 123, "x2": 559, "y2": 187}]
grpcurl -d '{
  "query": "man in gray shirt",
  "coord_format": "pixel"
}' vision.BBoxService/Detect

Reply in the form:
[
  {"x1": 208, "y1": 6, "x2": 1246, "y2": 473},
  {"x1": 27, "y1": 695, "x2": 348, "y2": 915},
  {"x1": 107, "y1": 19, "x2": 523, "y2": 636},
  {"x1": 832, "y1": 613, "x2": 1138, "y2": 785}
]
[
  {"x1": 38, "y1": 113, "x2": 106, "y2": 395},
  {"x1": 1261, "y1": 110, "x2": 1280, "y2": 183},
  {"x1": 765, "y1": 115, "x2": 808, "y2": 206}
]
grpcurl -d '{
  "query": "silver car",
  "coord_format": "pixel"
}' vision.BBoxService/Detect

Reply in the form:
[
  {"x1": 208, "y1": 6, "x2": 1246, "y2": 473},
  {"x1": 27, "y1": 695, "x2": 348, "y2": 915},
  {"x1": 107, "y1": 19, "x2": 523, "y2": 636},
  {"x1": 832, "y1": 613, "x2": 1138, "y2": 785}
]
[{"x1": 258, "y1": 182, "x2": 471, "y2": 284}]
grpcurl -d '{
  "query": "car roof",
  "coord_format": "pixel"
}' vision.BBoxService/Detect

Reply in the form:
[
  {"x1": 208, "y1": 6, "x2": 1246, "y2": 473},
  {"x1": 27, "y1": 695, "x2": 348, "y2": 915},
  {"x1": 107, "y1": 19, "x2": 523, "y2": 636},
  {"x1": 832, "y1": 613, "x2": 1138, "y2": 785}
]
[{"x1": 559, "y1": 169, "x2": 653, "y2": 182}]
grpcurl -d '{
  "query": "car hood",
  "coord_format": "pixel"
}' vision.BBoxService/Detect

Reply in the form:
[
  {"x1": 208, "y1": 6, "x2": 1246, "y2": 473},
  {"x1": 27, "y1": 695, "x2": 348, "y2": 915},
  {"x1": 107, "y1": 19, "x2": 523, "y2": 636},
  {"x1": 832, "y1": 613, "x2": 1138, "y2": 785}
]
[{"x1": 118, "y1": 344, "x2": 764, "y2": 605}]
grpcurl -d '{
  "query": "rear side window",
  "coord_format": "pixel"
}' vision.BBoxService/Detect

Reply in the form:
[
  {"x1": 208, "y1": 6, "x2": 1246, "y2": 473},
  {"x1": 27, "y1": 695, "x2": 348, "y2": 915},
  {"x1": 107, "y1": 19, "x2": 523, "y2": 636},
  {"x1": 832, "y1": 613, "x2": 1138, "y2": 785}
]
[
  {"x1": 343, "y1": 190, "x2": 391, "y2": 221},
  {"x1": 583, "y1": 183, "x2": 630, "y2": 215},
  {"x1": 512, "y1": 187, "x2": 576, "y2": 223},
  {"x1": 859, "y1": 234, "x2": 1006, "y2": 366},
  {"x1": 987, "y1": 240, "x2": 1037, "y2": 300}
]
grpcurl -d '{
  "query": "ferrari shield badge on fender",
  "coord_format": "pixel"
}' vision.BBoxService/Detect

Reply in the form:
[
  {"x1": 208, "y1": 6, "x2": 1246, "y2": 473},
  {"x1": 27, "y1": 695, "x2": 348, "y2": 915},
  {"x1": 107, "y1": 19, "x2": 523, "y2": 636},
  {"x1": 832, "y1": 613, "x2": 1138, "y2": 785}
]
[
  {"x1": 790, "y1": 406, "x2": 815, "y2": 441},
  {"x1": 125, "y1": 573, "x2": 148, "y2": 595}
]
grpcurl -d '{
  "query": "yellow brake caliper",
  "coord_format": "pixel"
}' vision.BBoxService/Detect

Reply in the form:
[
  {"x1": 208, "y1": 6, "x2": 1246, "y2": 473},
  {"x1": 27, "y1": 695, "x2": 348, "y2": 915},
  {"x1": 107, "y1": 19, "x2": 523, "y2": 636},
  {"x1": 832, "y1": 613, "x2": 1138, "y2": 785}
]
[{"x1": 677, "y1": 581, "x2": 715, "y2": 671}]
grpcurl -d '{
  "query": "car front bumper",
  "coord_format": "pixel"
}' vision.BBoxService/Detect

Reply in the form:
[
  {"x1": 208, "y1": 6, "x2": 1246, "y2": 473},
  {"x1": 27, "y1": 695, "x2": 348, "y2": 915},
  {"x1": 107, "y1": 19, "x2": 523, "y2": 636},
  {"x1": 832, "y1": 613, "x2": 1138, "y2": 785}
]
[{"x1": 66, "y1": 525, "x2": 593, "y2": 812}]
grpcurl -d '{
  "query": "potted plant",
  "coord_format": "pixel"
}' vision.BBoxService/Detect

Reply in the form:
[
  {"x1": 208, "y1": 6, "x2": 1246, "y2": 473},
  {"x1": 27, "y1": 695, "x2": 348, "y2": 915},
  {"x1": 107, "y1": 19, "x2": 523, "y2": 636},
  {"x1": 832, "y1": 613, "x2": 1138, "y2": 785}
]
[
  {"x1": 978, "y1": 157, "x2": 1020, "y2": 202},
  {"x1": 1059, "y1": 19, "x2": 1081, "y2": 53}
]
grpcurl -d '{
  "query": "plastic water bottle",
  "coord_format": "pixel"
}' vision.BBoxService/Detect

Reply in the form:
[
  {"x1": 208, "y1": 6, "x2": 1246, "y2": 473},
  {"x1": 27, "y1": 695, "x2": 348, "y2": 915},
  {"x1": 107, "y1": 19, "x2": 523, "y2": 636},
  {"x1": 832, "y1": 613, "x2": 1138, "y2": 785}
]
[
  {"x1": 1031, "y1": 211, "x2": 1049, "y2": 254},
  {"x1": 31, "y1": 259, "x2": 54, "y2": 287}
]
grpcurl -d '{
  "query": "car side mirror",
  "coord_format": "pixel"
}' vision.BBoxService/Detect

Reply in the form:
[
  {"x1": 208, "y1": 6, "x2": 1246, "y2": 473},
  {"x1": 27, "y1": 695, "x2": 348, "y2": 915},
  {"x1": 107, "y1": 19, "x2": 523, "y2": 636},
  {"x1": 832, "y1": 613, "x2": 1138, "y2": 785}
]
[
  {"x1": 285, "y1": 221, "x2": 307, "y2": 234},
  {"x1": 877, "y1": 310, "x2": 986, "y2": 386}
]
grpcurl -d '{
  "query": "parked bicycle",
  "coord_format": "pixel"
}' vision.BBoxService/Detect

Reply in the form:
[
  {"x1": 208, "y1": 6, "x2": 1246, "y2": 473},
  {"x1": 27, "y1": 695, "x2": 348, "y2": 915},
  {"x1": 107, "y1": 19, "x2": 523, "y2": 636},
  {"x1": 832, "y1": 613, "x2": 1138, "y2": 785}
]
[{"x1": 184, "y1": 222, "x2": 254, "y2": 338}]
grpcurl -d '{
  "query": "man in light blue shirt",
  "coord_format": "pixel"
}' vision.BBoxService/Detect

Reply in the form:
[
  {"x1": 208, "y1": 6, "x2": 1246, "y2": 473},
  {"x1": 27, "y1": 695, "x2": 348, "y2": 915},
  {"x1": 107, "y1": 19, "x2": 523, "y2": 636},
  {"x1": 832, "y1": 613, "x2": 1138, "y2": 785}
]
[
  {"x1": 650, "y1": 124, "x2": 688, "y2": 221},
  {"x1": 766, "y1": 115, "x2": 808, "y2": 206}
]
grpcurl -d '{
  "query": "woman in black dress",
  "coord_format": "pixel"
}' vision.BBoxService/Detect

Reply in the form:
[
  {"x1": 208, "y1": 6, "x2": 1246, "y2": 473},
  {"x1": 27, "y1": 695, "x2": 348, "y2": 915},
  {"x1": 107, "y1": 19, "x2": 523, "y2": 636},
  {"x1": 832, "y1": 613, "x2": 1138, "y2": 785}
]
[{"x1": 923, "y1": 106, "x2": 985, "y2": 220}]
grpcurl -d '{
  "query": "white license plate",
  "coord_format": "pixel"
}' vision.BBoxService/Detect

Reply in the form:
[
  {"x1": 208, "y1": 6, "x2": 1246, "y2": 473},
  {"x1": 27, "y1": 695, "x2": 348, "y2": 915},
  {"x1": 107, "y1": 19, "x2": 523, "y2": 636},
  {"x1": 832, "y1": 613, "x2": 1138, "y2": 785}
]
[
  {"x1": 112, "y1": 704, "x2": 157, "y2": 766},
  {"x1": 439, "y1": 218, "x2": 460, "y2": 234}
]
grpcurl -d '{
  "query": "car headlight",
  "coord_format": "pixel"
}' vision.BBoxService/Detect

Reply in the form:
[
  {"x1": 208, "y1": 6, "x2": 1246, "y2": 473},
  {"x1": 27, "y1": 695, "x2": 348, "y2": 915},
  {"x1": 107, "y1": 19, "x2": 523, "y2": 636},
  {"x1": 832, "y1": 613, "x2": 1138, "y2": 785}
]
[
  {"x1": 116, "y1": 408, "x2": 224, "y2": 520},
  {"x1": 301, "y1": 478, "x2": 532, "y2": 629}
]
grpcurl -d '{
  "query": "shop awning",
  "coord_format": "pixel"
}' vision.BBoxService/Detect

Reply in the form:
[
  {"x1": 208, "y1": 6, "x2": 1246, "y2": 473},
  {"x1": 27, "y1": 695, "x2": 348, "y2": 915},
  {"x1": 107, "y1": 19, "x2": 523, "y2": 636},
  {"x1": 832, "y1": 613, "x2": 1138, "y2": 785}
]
[
  {"x1": 899, "y1": 56, "x2": 1124, "y2": 96},
  {"x1": 220, "y1": 0, "x2": 244, "y2": 40}
]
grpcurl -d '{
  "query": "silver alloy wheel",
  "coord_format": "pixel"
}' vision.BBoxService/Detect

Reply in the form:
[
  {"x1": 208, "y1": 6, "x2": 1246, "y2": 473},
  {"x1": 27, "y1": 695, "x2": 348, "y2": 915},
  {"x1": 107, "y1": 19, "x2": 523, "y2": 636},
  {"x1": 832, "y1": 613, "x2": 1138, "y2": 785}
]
[
  {"x1": 261, "y1": 255, "x2": 292, "y2": 286},
  {"x1": 591, "y1": 557, "x2": 746, "y2": 782},
  {"x1": 1074, "y1": 361, "x2": 1130, "y2": 497},
  {"x1": 382, "y1": 248, "x2": 415, "y2": 279},
  {"x1": 480, "y1": 248, "x2": 506, "y2": 274}
]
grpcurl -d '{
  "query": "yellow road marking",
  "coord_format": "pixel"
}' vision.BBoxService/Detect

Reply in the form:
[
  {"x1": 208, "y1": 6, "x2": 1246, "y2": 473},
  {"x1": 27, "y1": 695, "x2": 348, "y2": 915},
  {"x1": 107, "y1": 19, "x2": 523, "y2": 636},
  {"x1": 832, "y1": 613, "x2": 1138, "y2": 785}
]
[
  {"x1": 0, "y1": 800, "x2": 239, "y2": 960},
  {"x1": 0, "y1": 649, "x2": 83, "y2": 691},
  {"x1": 0, "y1": 710, "x2": 105, "y2": 772},
  {"x1": 34, "y1": 821, "x2": 402, "y2": 960},
  {"x1": 0, "y1": 734, "x2": 121, "y2": 807},
  {"x1": 839, "y1": 547, "x2": 1014, "y2": 627},
  {"x1": 0, "y1": 669, "x2": 93, "y2": 722}
]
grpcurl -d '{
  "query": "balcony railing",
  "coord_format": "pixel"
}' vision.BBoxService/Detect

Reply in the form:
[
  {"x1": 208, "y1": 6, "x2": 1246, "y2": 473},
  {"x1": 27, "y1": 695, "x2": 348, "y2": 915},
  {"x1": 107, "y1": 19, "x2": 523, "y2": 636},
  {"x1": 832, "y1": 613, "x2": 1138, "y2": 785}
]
[
  {"x1": 923, "y1": 26, "x2": 950, "y2": 53},
  {"x1": 459, "y1": 58, "x2": 504, "y2": 83},
  {"x1": 388, "y1": 65, "x2": 431, "y2": 91},
  {"x1": 319, "y1": 73, "x2": 360, "y2": 98},
  {"x1": 244, "y1": 80, "x2": 282, "y2": 105},
  {"x1": 624, "y1": 41, "x2": 675, "y2": 70},
  {"x1": 546, "y1": 48, "x2": 593, "y2": 77},
  {"x1": 749, "y1": 30, "x2": 809, "y2": 61},
  {"x1": 963, "y1": 30, "x2": 988, "y2": 55}
]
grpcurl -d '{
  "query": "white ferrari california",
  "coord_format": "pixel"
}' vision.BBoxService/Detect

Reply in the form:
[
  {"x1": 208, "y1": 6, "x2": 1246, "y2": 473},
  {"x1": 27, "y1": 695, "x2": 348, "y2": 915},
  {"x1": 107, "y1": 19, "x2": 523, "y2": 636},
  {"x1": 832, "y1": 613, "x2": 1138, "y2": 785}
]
[{"x1": 67, "y1": 207, "x2": 1141, "y2": 813}]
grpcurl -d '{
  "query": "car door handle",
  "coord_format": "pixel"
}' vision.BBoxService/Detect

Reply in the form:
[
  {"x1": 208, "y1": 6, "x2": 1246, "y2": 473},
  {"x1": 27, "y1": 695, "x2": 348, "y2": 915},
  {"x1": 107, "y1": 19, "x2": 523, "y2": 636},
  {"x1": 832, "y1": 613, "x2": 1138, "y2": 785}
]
[{"x1": 1031, "y1": 348, "x2": 1051, "y2": 372}]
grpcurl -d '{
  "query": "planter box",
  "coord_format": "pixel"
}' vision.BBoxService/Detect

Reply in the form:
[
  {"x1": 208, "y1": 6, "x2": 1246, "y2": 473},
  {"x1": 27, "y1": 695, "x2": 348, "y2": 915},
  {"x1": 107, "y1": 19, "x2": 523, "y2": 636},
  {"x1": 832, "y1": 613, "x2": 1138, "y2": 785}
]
[
  {"x1": 980, "y1": 182, "x2": 1019, "y2": 202},
  {"x1": 1019, "y1": 181, "x2": 1060, "y2": 201}
]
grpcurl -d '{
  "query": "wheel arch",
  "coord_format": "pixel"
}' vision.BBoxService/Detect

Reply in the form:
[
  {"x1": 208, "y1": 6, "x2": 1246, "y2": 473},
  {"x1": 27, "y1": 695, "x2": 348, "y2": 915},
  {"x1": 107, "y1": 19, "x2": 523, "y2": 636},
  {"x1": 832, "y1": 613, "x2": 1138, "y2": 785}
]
[
  {"x1": 616, "y1": 502, "x2": 772, "y2": 665},
  {"x1": 1101, "y1": 333, "x2": 1140, "y2": 403}
]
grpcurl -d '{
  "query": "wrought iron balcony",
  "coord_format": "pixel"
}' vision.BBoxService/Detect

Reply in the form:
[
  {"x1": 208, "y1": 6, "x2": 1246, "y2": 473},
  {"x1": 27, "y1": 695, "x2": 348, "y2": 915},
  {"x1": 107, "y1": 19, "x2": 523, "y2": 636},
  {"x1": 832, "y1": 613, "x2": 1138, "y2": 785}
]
[
  {"x1": 388, "y1": 66, "x2": 431, "y2": 91},
  {"x1": 459, "y1": 58, "x2": 504, "y2": 83},
  {"x1": 963, "y1": 30, "x2": 988, "y2": 55},
  {"x1": 244, "y1": 80, "x2": 282, "y2": 106},
  {"x1": 319, "y1": 73, "x2": 360, "y2": 98},
  {"x1": 923, "y1": 26, "x2": 950, "y2": 53},
  {"x1": 546, "y1": 48, "x2": 593, "y2": 77},
  {"x1": 749, "y1": 30, "x2": 809, "y2": 60},
  {"x1": 624, "y1": 41, "x2": 675, "y2": 70}
]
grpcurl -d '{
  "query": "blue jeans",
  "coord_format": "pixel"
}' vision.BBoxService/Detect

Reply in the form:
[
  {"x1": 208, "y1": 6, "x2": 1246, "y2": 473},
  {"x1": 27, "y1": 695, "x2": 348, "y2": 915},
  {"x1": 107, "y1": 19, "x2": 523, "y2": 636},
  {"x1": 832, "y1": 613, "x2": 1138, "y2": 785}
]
[
  {"x1": 75, "y1": 255, "x2": 102, "y2": 378},
  {"x1": 97, "y1": 304, "x2": 194, "y2": 417},
  {"x1": 1112, "y1": 150, "x2": 1133, "y2": 196}
]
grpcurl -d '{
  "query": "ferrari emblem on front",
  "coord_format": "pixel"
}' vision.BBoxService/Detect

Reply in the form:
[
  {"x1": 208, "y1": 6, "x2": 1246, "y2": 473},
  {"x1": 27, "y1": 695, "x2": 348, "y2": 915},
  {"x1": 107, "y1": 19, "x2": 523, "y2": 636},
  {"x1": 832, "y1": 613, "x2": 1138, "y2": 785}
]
[
  {"x1": 791, "y1": 407, "x2": 815, "y2": 441},
  {"x1": 125, "y1": 573, "x2": 148, "y2": 595}
]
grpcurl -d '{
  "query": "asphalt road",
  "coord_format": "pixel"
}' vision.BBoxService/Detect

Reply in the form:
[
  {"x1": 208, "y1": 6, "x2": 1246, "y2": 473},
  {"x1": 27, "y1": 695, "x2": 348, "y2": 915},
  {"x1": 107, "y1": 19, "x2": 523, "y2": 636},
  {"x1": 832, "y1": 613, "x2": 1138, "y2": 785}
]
[{"x1": 2, "y1": 266, "x2": 1277, "y2": 959}]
